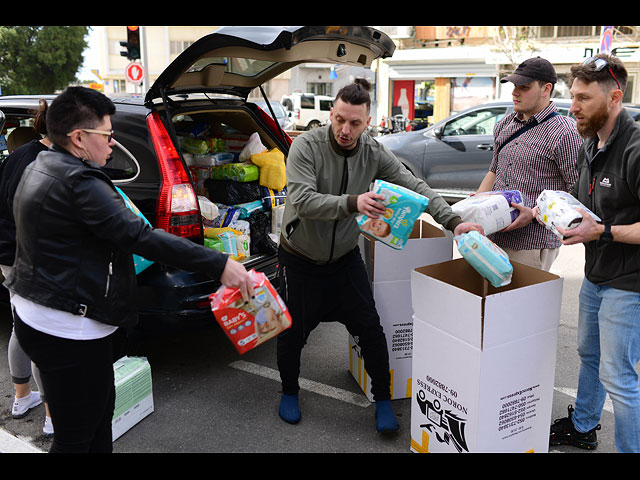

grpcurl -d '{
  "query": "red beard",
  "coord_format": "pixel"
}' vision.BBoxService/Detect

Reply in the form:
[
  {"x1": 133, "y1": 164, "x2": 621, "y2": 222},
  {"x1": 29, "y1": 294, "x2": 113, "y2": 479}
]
[{"x1": 576, "y1": 101, "x2": 609, "y2": 138}]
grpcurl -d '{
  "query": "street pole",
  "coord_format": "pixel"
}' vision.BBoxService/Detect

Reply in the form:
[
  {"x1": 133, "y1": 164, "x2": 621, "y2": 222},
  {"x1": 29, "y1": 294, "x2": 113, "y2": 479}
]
[{"x1": 141, "y1": 26, "x2": 150, "y2": 94}]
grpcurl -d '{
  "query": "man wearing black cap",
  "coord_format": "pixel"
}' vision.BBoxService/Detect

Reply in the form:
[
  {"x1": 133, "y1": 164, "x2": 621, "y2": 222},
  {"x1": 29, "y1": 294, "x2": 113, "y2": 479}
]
[{"x1": 476, "y1": 57, "x2": 582, "y2": 271}]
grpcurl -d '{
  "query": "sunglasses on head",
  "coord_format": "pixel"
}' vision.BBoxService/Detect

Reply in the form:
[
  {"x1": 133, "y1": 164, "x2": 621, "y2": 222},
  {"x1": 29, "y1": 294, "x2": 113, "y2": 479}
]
[{"x1": 582, "y1": 56, "x2": 621, "y2": 90}]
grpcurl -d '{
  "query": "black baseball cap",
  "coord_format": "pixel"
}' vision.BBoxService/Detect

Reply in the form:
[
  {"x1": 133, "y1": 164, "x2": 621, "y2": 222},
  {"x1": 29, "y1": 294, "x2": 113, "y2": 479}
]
[{"x1": 500, "y1": 57, "x2": 558, "y2": 85}]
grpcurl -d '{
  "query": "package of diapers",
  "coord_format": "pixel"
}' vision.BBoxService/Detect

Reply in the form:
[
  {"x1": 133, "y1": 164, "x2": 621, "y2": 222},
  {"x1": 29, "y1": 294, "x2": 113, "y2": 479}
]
[
  {"x1": 115, "y1": 186, "x2": 154, "y2": 275},
  {"x1": 456, "y1": 231, "x2": 513, "y2": 287},
  {"x1": 210, "y1": 270, "x2": 292, "y2": 354},
  {"x1": 536, "y1": 190, "x2": 601, "y2": 239},
  {"x1": 356, "y1": 180, "x2": 429, "y2": 250},
  {"x1": 452, "y1": 190, "x2": 524, "y2": 235}
]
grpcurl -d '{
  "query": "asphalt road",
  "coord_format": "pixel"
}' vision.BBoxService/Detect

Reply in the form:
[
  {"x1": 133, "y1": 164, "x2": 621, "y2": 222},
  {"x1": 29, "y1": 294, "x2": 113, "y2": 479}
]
[{"x1": 0, "y1": 235, "x2": 633, "y2": 454}]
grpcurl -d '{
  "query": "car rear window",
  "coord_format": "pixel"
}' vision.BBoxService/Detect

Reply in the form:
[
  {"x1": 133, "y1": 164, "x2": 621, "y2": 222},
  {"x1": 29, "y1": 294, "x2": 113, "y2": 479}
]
[
  {"x1": 188, "y1": 56, "x2": 277, "y2": 78},
  {"x1": 102, "y1": 141, "x2": 140, "y2": 182}
]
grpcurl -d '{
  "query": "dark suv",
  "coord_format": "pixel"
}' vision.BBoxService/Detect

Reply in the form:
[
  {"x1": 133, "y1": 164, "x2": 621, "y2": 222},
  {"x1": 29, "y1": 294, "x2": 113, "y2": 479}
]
[{"x1": 0, "y1": 26, "x2": 395, "y2": 335}]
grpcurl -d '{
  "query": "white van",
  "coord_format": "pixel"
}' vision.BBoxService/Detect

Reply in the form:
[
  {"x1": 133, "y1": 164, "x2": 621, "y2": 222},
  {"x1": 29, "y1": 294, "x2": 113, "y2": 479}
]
[{"x1": 281, "y1": 93, "x2": 334, "y2": 130}]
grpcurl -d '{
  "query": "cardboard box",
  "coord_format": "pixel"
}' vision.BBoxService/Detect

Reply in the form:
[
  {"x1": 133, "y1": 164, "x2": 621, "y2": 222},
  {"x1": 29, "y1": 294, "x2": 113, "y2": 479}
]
[
  {"x1": 349, "y1": 220, "x2": 453, "y2": 401},
  {"x1": 112, "y1": 356, "x2": 154, "y2": 442},
  {"x1": 409, "y1": 259, "x2": 562, "y2": 453}
]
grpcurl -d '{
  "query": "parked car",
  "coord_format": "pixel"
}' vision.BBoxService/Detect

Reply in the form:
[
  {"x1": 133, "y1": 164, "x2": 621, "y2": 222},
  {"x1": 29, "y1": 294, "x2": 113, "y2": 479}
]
[
  {"x1": 376, "y1": 99, "x2": 640, "y2": 204},
  {"x1": 253, "y1": 100, "x2": 295, "y2": 131},
  {"x1": 281, "y1": 92, "x2": 334, "y2": 130},
  {"x1": 0, "y1": 26, "x2": 395, "y2": 336}
]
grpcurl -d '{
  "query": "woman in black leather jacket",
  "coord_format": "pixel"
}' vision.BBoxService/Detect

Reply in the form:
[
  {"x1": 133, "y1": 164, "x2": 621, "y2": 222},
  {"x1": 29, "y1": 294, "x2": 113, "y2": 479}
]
[{"x1": 7, "y1": 86, "x2": 252, "y2": 453}]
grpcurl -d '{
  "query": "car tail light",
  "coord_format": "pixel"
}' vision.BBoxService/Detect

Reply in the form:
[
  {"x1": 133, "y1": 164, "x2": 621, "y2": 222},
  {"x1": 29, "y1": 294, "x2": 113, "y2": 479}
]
[{"x1": 147, "y1": 111, "x2": 202, "y2": 239}]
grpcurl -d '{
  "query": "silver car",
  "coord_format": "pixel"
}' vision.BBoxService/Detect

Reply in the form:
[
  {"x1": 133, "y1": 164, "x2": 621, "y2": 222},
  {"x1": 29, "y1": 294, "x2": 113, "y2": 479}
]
[{"x1": 376, "y1": 99, "x2": 640, "y2": 203}]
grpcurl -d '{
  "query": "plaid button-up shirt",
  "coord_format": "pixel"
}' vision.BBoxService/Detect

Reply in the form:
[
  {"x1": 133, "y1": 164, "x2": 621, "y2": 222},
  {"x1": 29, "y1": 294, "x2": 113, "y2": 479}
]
[{"x1": 489, "y1": 102, "x2": 582, "y2": 250}]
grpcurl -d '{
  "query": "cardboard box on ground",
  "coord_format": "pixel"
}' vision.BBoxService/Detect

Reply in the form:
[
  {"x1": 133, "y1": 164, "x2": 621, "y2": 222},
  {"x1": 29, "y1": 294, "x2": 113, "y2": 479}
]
[
  {"x1": 112, "y1": 356, "x2": 154, "y2": 442},
  {"x1": 409, "y1": 259, "x2": 563, "y2": 453},
  {"x1": 349, "y1": 219, "x2": 453, "y2": 401}
]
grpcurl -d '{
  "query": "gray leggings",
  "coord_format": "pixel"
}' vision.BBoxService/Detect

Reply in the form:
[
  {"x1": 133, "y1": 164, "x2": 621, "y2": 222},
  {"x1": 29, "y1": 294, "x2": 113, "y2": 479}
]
[{"x1": 2, "y1": 264, "x2": 45, "y2": 401}]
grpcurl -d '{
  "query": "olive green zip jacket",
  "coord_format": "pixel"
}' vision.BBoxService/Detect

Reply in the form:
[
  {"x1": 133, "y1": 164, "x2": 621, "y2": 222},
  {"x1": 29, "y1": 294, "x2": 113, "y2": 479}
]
[{"x1": 280, "y1": 125, "x2": 462, "y2": 264}]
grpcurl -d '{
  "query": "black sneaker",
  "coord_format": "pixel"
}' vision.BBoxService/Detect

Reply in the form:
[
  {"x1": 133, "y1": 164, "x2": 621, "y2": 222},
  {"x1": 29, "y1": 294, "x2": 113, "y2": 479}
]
[{"x1": 550, "y1": 404, "x2": 601, "y2": 450}]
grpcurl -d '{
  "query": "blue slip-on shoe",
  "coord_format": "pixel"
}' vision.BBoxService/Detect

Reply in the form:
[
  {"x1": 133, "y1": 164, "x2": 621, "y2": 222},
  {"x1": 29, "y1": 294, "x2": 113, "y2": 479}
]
[
  {"x1": 279, "y1": 393, "x2": 301, "y2": 424},
  {"x1": 375, "y1": 399, "x2": 399, "y2": 433}
]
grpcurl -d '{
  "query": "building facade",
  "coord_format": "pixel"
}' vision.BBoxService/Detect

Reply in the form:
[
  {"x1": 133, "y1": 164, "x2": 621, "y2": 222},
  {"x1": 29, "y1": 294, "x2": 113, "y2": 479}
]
[
  {"x1": 374, "y1": 26, "x2": 640, "y2": 127},
  {"x1": 93, "y1": 26, "x2": 640, "y2": 129}
]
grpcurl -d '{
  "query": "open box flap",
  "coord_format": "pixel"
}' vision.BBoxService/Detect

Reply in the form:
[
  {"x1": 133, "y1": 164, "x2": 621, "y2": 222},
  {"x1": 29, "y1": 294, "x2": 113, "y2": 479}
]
[{"x1": 412, "y1": 259, "x2": 562, "y2": 350}]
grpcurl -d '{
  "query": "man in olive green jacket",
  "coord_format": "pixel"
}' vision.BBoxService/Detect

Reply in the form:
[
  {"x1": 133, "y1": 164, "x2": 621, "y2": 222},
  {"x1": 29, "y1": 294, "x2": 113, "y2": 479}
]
[{"x1": 277, "y1": 78, "x2": 482, "y2": 434}]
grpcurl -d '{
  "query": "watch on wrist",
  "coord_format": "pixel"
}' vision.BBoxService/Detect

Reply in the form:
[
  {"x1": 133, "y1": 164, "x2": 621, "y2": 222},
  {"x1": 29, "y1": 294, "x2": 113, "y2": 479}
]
[{"x1": 601, "y1": 224, "x2": 613, "y2": 242}]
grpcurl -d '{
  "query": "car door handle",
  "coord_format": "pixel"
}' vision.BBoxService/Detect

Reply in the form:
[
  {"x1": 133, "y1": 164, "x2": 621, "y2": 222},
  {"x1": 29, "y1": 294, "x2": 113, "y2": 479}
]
[{"x1": 476, "y1": 144, "x2": 494, "y2": 151}]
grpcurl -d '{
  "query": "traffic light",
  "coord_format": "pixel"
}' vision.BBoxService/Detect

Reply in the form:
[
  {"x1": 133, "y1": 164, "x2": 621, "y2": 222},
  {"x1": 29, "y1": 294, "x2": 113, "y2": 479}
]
[{"x1": 120, "y1": 26, "x2": 141, "y2": 61}]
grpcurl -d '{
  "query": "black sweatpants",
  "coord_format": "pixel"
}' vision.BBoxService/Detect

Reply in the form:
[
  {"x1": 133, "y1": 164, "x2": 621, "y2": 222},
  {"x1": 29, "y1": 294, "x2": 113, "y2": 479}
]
[
  {"x1": 14, "y1": 312, "x2": 116, "y2": 453},
  {"x1": 276, "y1": 245, "x2": 391, "y2": 401}
]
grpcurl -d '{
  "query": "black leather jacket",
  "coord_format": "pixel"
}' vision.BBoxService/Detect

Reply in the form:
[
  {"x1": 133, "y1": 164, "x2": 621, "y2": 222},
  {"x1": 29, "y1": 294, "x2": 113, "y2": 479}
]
[{"x1": 4, "y1": 146, "x2": 228, "y2": 328}]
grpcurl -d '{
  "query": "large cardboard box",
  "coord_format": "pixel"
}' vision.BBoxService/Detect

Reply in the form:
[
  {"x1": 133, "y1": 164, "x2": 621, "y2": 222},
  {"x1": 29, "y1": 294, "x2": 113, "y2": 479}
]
[
  {"x1": 409, "y1": 258, "x2": 562, "y2": 453},
  {"x1": 349, "y1": 220, "x2": 453, "y2": 401},
  {"x1": 112, "y1": 356, "x2": 154, "y2": 442}
]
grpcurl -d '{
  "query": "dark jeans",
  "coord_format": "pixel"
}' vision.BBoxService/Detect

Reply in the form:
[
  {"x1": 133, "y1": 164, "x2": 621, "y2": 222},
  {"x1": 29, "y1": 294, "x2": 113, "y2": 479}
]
[
  {"x1": 14, "y1": 312, "x2": 116, "y2": 453},
  {"x1": 276, "y1": 245, "x2": 391, "y2": 401}
]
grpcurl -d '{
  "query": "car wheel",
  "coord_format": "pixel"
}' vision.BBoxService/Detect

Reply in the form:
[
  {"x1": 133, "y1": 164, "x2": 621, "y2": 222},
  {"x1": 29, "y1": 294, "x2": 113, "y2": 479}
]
[{"x1": 306, "y1": 120, "x2": 321, "y2": 130}]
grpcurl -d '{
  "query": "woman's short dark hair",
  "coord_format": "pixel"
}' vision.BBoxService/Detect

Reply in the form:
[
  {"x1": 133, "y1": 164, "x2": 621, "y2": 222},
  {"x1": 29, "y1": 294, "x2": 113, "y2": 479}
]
[
  {"x1": 335, "y1": 77, "x2": 372, "y2": 112},
  {"x1": 46, "y1": 86, "x2": 116, "y2": 147}
]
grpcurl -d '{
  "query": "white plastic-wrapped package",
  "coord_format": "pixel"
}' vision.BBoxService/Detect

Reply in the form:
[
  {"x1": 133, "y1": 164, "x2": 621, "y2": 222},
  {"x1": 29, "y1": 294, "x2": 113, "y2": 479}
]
[
  {"x1": 455, "y1": 231, "x2": 513, "y2": 287},
  {"x1": 536, "y1": 190, "x2": 601, "y2": 239},
  {"x1": 452, "y1": 190, "x2": 524, "y2": 235}
]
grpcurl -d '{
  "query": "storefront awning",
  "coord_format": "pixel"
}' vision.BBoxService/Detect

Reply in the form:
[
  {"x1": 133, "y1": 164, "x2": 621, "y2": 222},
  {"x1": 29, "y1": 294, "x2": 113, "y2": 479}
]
[{"x1": 388, "y1": 62, "x2": 499, "y2": 79}]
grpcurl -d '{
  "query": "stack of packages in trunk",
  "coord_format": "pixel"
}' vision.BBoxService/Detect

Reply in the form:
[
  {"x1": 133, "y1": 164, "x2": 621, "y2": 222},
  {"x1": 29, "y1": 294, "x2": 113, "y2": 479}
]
[{"x1": 178, "y1": 123, "x2": 287, "y2": 261}]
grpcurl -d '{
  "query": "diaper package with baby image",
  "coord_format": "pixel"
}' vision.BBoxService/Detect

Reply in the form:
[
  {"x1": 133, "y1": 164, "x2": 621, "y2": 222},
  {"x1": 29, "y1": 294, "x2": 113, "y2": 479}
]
[
  {"x1": 356, "y1": 179, "x2": 429, "y2": 250},
  {"x1": 452, "y1": 190, "x2": 524, "y2": 236},
  {"x1": 455, "y1": 231, "x2": 513, "y2": 288},
  {"x1": 536, "y1": 190, "x2": 601, "y2": 239},
  {"x1": 210, "y1": 270, "x2": 292, "y2": 354}
]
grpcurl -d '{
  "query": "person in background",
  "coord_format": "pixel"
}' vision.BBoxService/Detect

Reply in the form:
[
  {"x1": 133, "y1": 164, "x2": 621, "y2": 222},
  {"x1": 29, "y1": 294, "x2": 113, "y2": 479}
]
[
  {"x1": 276, "y1": 78, "x2": 482, "y2": 433},
  {"x1": 476, "y1": 56, "x2": 582, "y2": 271},
  {"x1": 0, "y1": 100, "x2": 53, "y2": 437},
  {"x1": 6, "y1": 86, "x2": 252, "y2": 453},
  {"x1": 549, "y1": 54, "x2": 640, "y2": 453}
]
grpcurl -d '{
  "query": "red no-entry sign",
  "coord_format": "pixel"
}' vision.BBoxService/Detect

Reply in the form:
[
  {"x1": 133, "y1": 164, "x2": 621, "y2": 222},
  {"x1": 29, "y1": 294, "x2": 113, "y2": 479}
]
[{"x1": 125, "y1": 62, "x2": 145, "y2": 84}]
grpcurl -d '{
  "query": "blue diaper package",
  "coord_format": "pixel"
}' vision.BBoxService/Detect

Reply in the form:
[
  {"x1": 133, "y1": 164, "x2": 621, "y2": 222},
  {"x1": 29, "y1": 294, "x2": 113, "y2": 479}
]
[
  {"x1": 115, "y1": 186, "x2": 154, "y2": 275},
  {"x1": 455, "y1": 231, "x2": 513, "y2": 287},
  {"x1": 356, "y1": 179, "x2": 429, "y2": 250}
]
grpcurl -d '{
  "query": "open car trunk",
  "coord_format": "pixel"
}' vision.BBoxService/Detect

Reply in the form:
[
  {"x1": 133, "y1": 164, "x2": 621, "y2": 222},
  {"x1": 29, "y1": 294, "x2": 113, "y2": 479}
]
[{"x1": 169, "y1": 100, "x2": 290, "y2": 270}]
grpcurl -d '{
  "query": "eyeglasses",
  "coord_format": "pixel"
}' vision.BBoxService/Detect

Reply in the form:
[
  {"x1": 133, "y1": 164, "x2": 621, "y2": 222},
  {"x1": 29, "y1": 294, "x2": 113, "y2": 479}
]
[
  {"x1": 582, "y1": 56, "x2": 622, "y2": 90},
  {"x1": 67, "y1": 128, "x2": 114, "y2": 142}
]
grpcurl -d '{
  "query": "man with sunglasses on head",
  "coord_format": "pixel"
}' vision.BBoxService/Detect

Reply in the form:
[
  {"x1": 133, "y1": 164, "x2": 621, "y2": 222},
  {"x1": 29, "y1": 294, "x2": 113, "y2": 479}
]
[
  {"x1": 477, "y1": 57, "x2": 582, "y2": 271},
  {"x1": 548, "y1": 54, "x2": 640, "y2": 453},
  {"x1": 6, "y1": 86, "x2": 253, "y2": 453}
]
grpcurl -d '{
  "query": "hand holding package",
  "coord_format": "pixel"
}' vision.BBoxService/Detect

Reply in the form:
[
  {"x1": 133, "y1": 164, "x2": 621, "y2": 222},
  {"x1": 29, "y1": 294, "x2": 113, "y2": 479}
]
[
  {"x1": 452, "y1": 190, "x2": 524, "y2": 235},
  {"x1": 455, "y1": 231, "x2": 513, "y2": 287},
  {"x1": 210, "y1": 270, "x2": 292, "y2": 354},
  {"x1": 536, "y1": 190, "x2": 601, "y2": 239},
  {"x1": 356, "y1": 179, "x2": 429, "y2": 250}
]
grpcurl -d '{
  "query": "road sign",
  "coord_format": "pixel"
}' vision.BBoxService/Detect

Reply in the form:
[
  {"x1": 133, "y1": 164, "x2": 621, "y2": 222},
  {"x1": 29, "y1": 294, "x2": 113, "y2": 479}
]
[
  {"x1": 125, "y1": 62, "x2": 145, "y2": 85},
  {"x1": 600, "y1": 26, "x2": 614, "y2": 54}
]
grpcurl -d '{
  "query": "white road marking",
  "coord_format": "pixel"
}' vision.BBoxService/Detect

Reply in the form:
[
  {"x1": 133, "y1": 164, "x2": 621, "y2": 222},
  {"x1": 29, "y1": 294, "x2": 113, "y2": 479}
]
[
  {"x1": 0, "y1": 428, "x2": 44, "y2": 453},
  {"x1": 554, "y1": 387, "x2": 614, "y2": 413},
  {"x1": 229, "y1": 360, "x2": 372, "y2": 408}
]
